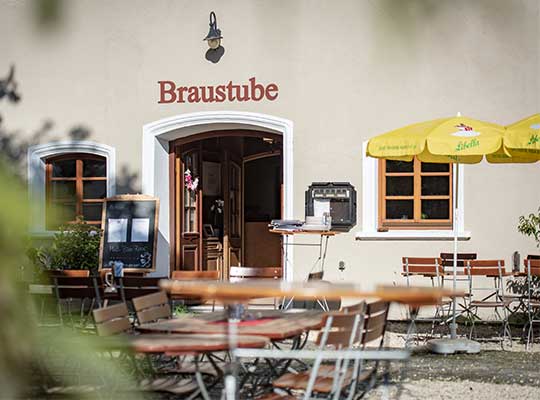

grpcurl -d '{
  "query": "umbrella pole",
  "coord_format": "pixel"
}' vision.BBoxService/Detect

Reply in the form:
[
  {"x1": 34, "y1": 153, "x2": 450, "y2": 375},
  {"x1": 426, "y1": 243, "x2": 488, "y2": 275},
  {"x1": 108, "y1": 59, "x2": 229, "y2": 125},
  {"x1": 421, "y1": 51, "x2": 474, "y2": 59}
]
[
  {"x1": 451, "y1": 163, "x2": 459, "y2": 339},
  {"x1": 427, "y1": 163, "x2": 479, "y2": 354}
]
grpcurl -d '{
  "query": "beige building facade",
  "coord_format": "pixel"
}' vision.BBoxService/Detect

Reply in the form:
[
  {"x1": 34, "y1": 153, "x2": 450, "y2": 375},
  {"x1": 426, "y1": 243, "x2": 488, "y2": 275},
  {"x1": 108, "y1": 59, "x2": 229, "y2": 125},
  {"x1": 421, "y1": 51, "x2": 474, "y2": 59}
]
[{"x1": 1, "y1": 0, "x2": 540, "y2": 294}]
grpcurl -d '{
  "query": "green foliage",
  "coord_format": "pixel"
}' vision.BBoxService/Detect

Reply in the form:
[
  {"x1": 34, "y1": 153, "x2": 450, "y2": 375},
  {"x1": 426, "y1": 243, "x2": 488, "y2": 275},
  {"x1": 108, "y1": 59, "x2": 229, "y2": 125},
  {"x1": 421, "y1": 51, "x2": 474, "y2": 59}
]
[
  {"x1": 508, "y1": 208, "x2": 540, "y2": 296},
  {"x1": 518, "y1": 207, "x2": 540, "y2": 247},
  {"x1": 173, "y1": 304, "x2": 191, "y2": 316},
  {"x1": 51, "y1": 217, "x2": 103, "y2": 272}
]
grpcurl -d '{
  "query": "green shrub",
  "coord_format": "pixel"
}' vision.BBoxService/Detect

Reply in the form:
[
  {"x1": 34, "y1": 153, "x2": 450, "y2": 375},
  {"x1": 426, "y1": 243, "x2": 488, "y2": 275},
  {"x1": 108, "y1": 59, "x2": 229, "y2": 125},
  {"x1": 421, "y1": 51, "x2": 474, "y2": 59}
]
[
  {"x1": 51, "y1": 217, "x2": 102, "y2": 272},
  {"x1": 518, "y1": 207, "x2": 540, "y2": 247}
]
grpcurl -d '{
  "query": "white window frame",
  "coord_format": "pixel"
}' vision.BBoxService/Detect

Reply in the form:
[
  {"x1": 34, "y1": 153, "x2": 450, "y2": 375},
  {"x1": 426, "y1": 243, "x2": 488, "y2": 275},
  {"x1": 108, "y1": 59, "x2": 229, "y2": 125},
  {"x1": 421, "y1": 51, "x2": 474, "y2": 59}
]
[
  {"x1": 27, "y1": 141, "x2": 116, "y2": 236},
  {"x1": 356, "y1": 141, "x2": 471, "y2": 241}
]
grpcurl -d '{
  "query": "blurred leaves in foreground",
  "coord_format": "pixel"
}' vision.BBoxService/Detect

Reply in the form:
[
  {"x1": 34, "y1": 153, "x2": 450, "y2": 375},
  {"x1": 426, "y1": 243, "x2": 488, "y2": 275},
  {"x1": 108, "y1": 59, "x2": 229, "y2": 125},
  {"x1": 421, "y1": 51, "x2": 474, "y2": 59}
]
[{"x1": 0, "y1": 164, "x2": 143, "y2": 398}]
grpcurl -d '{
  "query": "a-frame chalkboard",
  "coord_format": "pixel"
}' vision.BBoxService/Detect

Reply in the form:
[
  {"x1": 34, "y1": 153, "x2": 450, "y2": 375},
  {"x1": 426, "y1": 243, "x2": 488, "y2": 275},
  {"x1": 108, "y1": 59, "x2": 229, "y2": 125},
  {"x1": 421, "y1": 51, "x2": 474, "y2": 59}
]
[{"x1": 99, "y1": 195, "x2": 159, "y2": 272}]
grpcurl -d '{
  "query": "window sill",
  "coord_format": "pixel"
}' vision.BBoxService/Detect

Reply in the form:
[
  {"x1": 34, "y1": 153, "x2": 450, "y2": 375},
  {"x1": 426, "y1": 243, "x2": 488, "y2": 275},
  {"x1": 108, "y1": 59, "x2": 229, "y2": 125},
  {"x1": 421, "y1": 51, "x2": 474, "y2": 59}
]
[
  {"x1": 29, "y1": 230, "x2": 58, "y2": 238},
  {"x1": 355, "y1": 230, "x2": 471, "y2": 241}
]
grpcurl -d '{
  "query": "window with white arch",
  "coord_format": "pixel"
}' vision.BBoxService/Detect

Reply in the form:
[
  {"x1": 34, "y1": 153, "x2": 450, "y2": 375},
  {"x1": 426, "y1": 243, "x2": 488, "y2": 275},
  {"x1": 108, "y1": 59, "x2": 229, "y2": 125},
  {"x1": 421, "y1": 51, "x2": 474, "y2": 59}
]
[
  {"x1": 28, "y1": 141, "x2": 116, "y2": 235},
  {"x1": 357, "y1": 141, "x2": 470, "y2": 241}
]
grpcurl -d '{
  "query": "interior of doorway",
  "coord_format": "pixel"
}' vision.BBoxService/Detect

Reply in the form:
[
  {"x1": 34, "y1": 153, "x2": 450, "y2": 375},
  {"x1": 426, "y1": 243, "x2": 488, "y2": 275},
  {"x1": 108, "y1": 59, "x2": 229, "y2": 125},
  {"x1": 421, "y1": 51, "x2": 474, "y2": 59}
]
[{"x1": 171, "y1": 130, "x2": 283, "y2": 279}]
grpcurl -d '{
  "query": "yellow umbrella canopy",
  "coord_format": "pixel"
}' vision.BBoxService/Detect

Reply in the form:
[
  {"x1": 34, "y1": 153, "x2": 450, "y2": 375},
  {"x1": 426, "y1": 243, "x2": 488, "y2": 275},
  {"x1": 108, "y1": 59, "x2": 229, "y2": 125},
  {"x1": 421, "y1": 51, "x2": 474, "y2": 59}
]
[
  {"x1": 366, "y1": 116, "x2": 505, "y2": 164},
  {"x1": 487, "y1": 113, "x2": 540, "y2": 163}
]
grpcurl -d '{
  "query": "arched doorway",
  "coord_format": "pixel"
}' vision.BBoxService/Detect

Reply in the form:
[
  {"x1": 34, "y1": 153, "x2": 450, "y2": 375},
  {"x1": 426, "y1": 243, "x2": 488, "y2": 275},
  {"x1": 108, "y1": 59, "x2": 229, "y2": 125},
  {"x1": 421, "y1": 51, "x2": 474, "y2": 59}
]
[
  {"x1": 141, "y1": 111, "x2": 294, "y2": 279},
  {"x1": 171, "y1": 130, "x2": 283, "y2": 278}
]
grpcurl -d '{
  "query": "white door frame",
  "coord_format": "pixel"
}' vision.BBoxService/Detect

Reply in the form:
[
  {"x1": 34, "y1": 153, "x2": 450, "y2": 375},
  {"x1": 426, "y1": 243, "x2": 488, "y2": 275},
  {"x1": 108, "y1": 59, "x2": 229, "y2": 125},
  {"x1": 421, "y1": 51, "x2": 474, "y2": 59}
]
[{"x1": 141, "y1": 111, "x2": 294, "y2": 279}]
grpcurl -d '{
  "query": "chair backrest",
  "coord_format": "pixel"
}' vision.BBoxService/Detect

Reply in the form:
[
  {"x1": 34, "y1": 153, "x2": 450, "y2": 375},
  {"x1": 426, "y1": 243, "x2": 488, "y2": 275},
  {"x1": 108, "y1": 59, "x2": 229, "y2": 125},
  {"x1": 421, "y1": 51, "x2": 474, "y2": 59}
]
[
  {"x1": 440, "y1": 253, "x2": 477, "y2": 267},
  {"x1": 172, "y1": 270, "x2": 220, "y2": 281},
  {"x1": 527, "y1": 254, "x2": 540, "y2": 260},
  {"x1": 117, "y1": 276, "x2": 166, "y2": 301},
  {"x1": 92, "y1": 302, "x2": 132, "y2": 336},
  {"x1": 229, "y1": 266, "x2": 282, "y2": 282},
  {"x1": 132, "y1": 291, "x2": 171, "y2": 324},
  {"x1": 524, "y1": 258, "x2": 540, "y2": 276},
  {"x1": 340, "y1": 301, "x2": 364, "y2": 314},
  {"x1": 360, "y1": 300, "x2": 389, "y2": 348},
  {"x1": 307, "y1": 271, "x2": 324, "y2": 281},
  {"x1": 402, "y1": 257, "x2": 443, "y2": 284},
  {"x1": 53, "y1": 276, "x2": 102, "y2": 304},
  {"x1": 467, "y1": 259, "x2": 505, "y2": 276},
  {"x1": 316, "y1": 302, "x2": 366, "y2": 348}
]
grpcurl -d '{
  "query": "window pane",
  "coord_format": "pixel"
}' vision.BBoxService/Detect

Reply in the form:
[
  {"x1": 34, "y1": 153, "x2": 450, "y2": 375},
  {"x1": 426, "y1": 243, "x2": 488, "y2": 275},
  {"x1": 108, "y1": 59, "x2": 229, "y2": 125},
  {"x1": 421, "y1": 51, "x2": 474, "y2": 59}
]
[
  {"x1": 422, "y1": 200, "x2": 450, "y2": 219},
  {"x1": 49, "y1": 202, "x2": 77, "y2": 226},
  {"x1": 385, "y1": 160, "x2": 413, "y2": 173},
  {"x1": 386, "y1": 176, "x2": 413, "y2": 196},
  {"x1": 386, "y1": 200, "x2": 414, "y2": 220},
  {"x1": 82, "y1": 203, "x2": 103, "y2": 221},
  {"x1": 50, "y1": 181, "x2": 76, "y2": 200},
  {"x1": 421, "y1": 163, "x2": 450, "y2": 172},
  {"x1": 421, "y1": 176, "x2": 450, "y2": 195},
  {"x1": 83, "y1": 181, "x2": 107, "y2": 199},
  {"x1": 52, "y1": 159, "x2": 76, "y2": 177},
  {"x1": 83, "y1": 159, "x2": 106, "y2": 177}
]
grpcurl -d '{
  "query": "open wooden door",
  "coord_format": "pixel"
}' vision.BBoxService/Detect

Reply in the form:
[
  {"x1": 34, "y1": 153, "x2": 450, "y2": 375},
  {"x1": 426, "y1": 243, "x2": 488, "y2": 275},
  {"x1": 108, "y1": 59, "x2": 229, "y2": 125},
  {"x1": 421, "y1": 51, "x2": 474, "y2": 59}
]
[
  {"x1": 224, "y1": 155, "x2": 243, "y2": 279},
  {"x1": 174, "y1": 143, "x2": 203, "y2": 271}
]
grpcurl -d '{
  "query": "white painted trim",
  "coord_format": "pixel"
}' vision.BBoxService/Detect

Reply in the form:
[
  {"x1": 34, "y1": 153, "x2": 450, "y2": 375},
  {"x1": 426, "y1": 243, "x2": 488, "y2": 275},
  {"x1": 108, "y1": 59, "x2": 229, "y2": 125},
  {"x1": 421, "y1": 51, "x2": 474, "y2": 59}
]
[
  {"x1": 27, "y1": 141, "x2": 116, "y2": 235},
  {"x1": 356, "y1": 230, "x2": 471, "y2": 241},
  {"x1": 141, "y1": 111, "x2": 294, "y2": 279},
  {"x1": 358, "y1": 141, "x2": 469, "y2": 241}
]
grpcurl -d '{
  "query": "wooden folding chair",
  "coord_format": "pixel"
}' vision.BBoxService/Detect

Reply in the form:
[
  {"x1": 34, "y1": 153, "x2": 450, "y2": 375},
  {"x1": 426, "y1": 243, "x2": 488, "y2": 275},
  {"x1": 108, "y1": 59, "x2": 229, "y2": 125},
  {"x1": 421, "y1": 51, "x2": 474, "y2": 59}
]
[
  {"x1": 116, "y1": 276, "x2": 166, "y2": 304},
  {"x1": 229, "y1": 266, "x2": 282, "y2": 309},
  {"x1": 93, "y1": 302, "x2": 133, "y2": 336},
  {"x1": 132, "y1": 291, "x2": 172, "y2": 325},
  {"x1": 171, "y1": 270, "x2": 220, "y2": 311},
  {"x1": 467, "y1": 259, "x2": 512, "y2": 348},
  {"x1": 261, "y1": 305, "x2": 366, "y2": 400},
  {"x1": 523, "y1": 258, "x2": 540, "y2": 350},
  {"x1": 93, "y1": 303, "x2": 201, "y2": 396},
  {"x1": 401, "y1": 257, "x2": 447, "y2": 343},
  {"x1": 53, "y1": 276, "x2": 102, "y2": 327},
  {"x1": 237, "y1": 300, "x2": 396, "y2": 400}
]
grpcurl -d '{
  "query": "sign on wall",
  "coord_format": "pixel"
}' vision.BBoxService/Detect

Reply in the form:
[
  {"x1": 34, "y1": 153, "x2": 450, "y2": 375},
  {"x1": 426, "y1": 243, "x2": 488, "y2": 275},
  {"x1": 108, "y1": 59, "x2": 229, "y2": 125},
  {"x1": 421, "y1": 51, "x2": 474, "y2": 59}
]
[{"x1": 158, "y1": 77, "x2": 278, "y2": 104}]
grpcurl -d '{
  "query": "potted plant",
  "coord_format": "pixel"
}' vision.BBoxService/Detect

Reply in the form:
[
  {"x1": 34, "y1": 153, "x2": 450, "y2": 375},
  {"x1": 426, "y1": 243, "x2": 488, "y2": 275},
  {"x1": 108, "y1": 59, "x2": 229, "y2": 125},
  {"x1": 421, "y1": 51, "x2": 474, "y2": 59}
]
[{"x1": 28, "y1": 217, "x2": 103, "y2": 277}]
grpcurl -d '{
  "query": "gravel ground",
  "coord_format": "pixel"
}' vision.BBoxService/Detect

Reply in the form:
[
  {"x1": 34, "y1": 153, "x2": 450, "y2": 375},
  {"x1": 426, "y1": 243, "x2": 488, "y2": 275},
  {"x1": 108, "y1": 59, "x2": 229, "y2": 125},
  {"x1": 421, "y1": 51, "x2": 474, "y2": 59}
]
[{"x1": 364, "y1": 380, "x2": 540, "y2": 400}]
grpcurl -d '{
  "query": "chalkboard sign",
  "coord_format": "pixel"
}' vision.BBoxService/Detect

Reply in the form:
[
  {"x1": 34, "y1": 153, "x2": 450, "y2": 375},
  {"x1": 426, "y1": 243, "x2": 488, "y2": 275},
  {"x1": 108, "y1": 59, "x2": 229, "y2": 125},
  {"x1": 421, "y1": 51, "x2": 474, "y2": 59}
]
[{"x1": 99, "y1": 195, "x2": 159, "y2": 272}]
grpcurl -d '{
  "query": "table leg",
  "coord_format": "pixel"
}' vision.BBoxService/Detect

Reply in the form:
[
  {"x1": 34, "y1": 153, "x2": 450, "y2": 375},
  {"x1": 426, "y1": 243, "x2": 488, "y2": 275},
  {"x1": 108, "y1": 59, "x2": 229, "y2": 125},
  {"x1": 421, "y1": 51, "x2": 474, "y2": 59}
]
[{"x1": 224, "y1": 304, "x2": 240, "y2": 400}]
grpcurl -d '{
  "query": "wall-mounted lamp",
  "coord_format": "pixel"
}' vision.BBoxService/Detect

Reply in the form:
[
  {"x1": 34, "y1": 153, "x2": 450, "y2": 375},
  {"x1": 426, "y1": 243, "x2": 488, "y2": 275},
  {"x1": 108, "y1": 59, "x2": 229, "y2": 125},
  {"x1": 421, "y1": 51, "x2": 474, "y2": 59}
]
[{"x1": 203, "y1": 11, "x2": 222, "y2": 50}]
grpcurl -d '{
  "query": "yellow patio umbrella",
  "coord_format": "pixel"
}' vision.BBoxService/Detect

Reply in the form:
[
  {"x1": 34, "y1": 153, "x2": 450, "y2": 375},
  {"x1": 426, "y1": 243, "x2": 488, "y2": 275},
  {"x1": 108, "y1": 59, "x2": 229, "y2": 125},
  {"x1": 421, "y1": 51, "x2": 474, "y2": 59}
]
[
  {"x1": 367, "y1": 115, "x2": 508, "y2": 354},
  {"x1": 367, "y1": 115, "x2": 505, "y2": 163},
  {"x1": 487, "y1": 113, "x2": 540, "y2": 163}
]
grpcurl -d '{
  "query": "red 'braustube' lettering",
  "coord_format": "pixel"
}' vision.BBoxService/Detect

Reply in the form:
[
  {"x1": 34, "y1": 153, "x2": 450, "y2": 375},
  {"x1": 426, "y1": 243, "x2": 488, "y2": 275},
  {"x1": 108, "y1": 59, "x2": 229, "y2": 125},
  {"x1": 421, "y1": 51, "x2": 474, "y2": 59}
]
[{"x1": 157, "y1": 77, "x2": 279, "y2": 104}]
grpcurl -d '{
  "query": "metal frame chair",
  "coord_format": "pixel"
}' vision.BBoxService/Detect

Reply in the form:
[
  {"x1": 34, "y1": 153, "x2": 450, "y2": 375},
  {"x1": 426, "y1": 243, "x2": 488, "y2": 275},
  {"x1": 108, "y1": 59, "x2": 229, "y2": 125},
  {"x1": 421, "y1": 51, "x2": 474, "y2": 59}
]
[
  {"x1": 235, "y1": 300, "x2": 401, "y2": 400},
  {"x1": 466, "y1": 259, "x2": 512, "y2": 348},
  {"x1": 523, "y1": 258, "x2": 540, "y2": 350},
  {"x1": 132, "y1": 291, "x2": 172, "y2": 325},
  {"x1": 171, "y1": 270, "x2": 220, "y2": 311},
  {"x1": 53, "y1": 276, "x2": 102, "y2": 327},
  {"x1": 229, "y1": 267, "x2": 282, "y2": 309},
  {"x1": 238, "y1": 304, "x2": 367, "y2": 399},
  {"x1": 401, "y1": 257, "x2": 447, "y2": 343}
]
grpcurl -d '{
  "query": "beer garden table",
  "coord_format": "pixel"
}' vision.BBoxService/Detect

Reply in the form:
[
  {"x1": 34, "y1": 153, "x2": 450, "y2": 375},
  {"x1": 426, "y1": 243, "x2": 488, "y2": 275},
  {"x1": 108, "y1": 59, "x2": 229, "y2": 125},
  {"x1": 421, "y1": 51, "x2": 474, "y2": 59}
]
[{"x1": 159, "y1": 279, "x2": 463, "y2": 400}]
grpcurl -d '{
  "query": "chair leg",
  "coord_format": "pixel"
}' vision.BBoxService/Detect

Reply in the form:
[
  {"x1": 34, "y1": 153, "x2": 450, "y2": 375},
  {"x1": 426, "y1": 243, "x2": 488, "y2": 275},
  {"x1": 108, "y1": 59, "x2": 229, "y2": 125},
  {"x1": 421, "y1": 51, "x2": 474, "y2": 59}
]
[
  {"x1": 405, "y1": 307, "x2": 418, "y2": 347},
  {"x1": 527, "y1": 321, "x2": 534, "y2": 351},
  {"x1": 501, "y1": 307, "x2": 512, "y2": 350},
  {"x1": 468, "y1": 307, "x2": 477, "y2": 340}
]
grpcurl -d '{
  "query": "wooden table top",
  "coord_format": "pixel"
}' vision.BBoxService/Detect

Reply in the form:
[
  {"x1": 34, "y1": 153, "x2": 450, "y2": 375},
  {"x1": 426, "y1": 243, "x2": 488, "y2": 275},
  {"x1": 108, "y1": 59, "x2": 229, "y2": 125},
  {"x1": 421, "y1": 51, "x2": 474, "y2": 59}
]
[
  {"x1": 127, "y1": 333, "x2": 268, "y2": 354},
  {"x1": 159, "y1": 280, "x2": 463, "y2": 306},
  {"x1": 137, "y1": 310, "x2": 324, "y2": 341}
]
